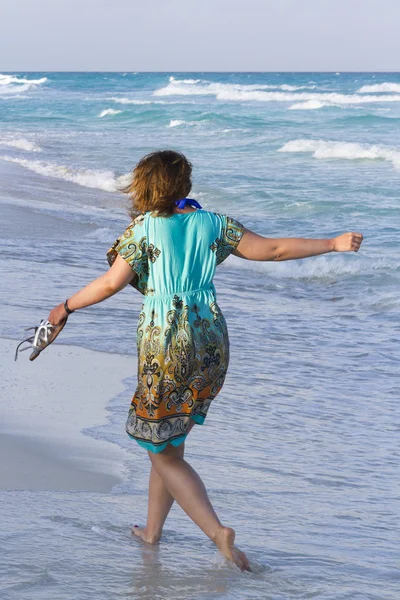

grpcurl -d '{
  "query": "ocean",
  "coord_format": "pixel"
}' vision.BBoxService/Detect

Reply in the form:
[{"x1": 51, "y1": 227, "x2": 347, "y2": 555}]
[{"x1": 1, "y1": 72, "x2": 399, "y2": 599}]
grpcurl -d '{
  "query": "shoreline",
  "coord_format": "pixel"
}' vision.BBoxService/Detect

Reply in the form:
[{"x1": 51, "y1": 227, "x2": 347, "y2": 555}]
[{"x1": 0, "y1": 337, "x2": 135, "y2": 493}]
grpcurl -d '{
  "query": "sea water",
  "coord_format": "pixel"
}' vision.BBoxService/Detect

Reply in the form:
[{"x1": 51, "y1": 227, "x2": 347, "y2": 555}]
[{"x1": 0, "y1": 72, "x2": 399, "y2": 599}]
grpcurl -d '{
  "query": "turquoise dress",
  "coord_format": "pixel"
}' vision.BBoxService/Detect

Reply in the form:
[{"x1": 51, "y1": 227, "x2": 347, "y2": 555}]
[{"x1": 107, "y1": 209, "x2": 244, "y2": 453}]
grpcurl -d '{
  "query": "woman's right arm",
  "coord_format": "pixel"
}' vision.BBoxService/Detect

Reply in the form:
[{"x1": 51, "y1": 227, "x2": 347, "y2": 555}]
[{"x1": 234, "y1": 230, "x2": 363, "y2": 261}]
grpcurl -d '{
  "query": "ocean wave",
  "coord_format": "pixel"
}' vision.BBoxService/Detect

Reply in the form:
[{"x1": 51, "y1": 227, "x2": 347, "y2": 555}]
[
  {"x1": 216, "y1": 90, "x2": 400, "y2": 105},
  {"x1": 278, "y1": 139, "x2": 400, "y2": 170},
  {"x1": 357, "y1": 82, "x2": 400, "y2": 93},
  {"x1": 98, "y1": 108, "x2": 122, "y2": 117},
  {"x1": 0, "y1": 94, "x2": 30, "y2": 100},
  {"x1": 86, "y1": 227, "x2": 114, "y2": 241},
  {"x1": 154, "y1": 78, "x2": 317, "y2": 97},
  {"x1": 169, "y1": 76, "x2": 201, "y2": 84},
  {"x1": 0, "y1": 83, "x2": 34, "y2": 95},
  {"x1": 227, "y1": 253, "x2": 365, "y2": 279},
  {"x1": 0, "y1": 73, "x2": 47, "y2": 86},
  {"x1": 227, "y1": 254, "x2": 397, "y2": 280},
  {"x1": 108, "y1": 97, "x2": 154, "y2": 105},
  {"x1": 167, "y1": 119, "x2": 186, "y2": 127},
  {"x1": 107, "y1": 96, "x2": 193, "y2": 106},
  {"x1": 0, "y1": 155, "x2": 130, "y2": 192},
  {"x1": 0, "y1": 73, "x2": 47, "y2": 95},
  {"x1": 289, "y1": 100, "x2": 332, "y2": 110},
  {"x1": 335, "y1": 113, "x2": 400, "y2": 125},
  {"x1": 154, "y1": 79, "x2": 400, "y2": 106},
  {"x1": 0, "y1": 138, "x2": 41, "y2": 152}
]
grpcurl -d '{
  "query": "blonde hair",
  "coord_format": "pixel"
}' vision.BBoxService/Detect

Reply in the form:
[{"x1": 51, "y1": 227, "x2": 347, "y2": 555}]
[{"x1": 120, "y1": 150, "x2": 192, "y2": 218}]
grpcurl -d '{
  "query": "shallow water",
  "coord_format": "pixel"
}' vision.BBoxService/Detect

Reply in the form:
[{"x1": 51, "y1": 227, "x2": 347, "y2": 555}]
[{"x1": 1, "y1": 71, "x2": 400, "y2": 599}]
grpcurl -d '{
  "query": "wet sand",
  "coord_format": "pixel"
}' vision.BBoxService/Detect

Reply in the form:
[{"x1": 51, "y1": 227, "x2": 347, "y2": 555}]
[{"x1": 0, "y1": 337, "x2": 134, "y2": 492}]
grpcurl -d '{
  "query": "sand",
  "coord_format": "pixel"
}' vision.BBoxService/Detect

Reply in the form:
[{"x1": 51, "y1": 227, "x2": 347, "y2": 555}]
[{"x1": 0, "y1": 338, "x2": 135, "y2": 492}]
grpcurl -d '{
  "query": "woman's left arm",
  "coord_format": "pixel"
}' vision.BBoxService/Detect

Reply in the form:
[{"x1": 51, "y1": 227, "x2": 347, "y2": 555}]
[{"x1": 48, "y1": 254, "x2": 135, "y2": 325}]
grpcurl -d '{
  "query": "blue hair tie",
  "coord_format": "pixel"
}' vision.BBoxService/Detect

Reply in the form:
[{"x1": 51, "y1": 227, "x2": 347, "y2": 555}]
[{"x1": 175, "y1": 197, "x2": 203, "y2": 210}]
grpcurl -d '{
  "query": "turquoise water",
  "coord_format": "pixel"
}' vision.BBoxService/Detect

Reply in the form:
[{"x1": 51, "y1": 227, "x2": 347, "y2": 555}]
[{"x1": 1, "y1": 72, "x2": 399, "y2": 599}]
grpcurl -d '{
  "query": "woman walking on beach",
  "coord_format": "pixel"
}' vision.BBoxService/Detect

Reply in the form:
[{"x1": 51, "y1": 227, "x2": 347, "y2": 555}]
[{"x1": 48, "y1": 150, "x2": 363, "y2": 571}]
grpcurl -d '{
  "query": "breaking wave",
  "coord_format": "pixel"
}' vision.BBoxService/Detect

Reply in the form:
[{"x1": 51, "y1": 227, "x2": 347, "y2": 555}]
[
  {"x1": 226, "y1": 253, "x2": 396, "y2": 280},
  {"x1": 289, "y1": 100, "x2": 334, "y2": 110},
  {"x1": 0, "y1": 156, "x2": 130, "y2": 192},
  {"x1": 0, "y1": 74, "x2": 47, "y2": 86},
  {"x1": 154, "y1": 77, "x2": 317, "y2": 97},
  {"x1": 98, "y1": 108, "x2": 122, "y2": 117},
  {"x1": 357, "y1": 82, "x2": 400, "y2": 93},
  {"x1": 216, "y1": 90, "x2": 400, "y2": 105},
  {"x1": 278, "y1": 139, "x2": 400, "y2": 170},
  {"x1": 108, "y1": 97, "x2": 155, "y2": 105},
  {"x1": 154, "y1": 78, "x2": 400, "y2": 106},
  {"x1": 107, "y1": 96, "x2": 194, "y2": 106},
  {"x1": 0, "y1": 138, "x2": 41, "y2": 152},
  {"x1": 167, "y1": 119, "x2": 186, "y2": 127},
  {"x1": 0, "y1": 73, "x2": 47, "y2": 95}
]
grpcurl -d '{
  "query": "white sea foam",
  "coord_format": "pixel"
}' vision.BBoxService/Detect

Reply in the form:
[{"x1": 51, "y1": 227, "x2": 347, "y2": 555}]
[
  {"x1": 169, "y1": 76, "x2": 202, "y2": 84},
  {"x1": 280, "y1": 84, "x2": 316, "y2": 91},
  {"x1": 0, "y1": 156, "x2": 131, "y2": 192},
  {"x1": 153, "y1": 78, "x2": 400, "y2": 106},
  {"x1": 289, "y1": 100, "x2": 329, "y2": 110},
  {"x1": 228, "y1": 253, "x2": 396, "y2": 279},
  {"x1": 357, "y1": 82, "x2": 400, "y2": 93},
  {"x1": 227, "y1": 253, "x2": 364, "y2": 279},
  {"x1": 0, "y1": 138, "x2": 41, "y2": 152},
  {"x1": 98, "y1": 108, "x2": 122, "y2": 117},
  {"x1": 108, "y1": 97, "x2": 154, "y2": 105},
  {"x1": 107, "y1": 96, "x2": 176, "y2": 105},
  {"x1": 0, "y1": 83, "x2": 33, "y2": 95},
  {"x1": 167, "y1": 119, "x2": 185, "y2": 127},
  {"x1": 0, "y1": 74, "x2": 47, "y2": 86},
  {"x1": 216, "y1": 89, "x2": 400, "y2": 105},
  {"x1": 0, "y1": 73, "x2": 47, "y2": 95},
  {"x1": 106, "y1": 96, "x2": 195, "y2": 106},
  {"x1": 278, "y1": 139, "x2": 400, "y2": 170},
  {"x1": 154, "y1": 78, "x2": 316, "y2": 97}
]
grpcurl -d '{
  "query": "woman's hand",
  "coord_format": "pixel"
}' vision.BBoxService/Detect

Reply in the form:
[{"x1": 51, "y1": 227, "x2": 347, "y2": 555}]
[
  {"x1": 332, "y1": 232, "x2": 363, "y2": 252},
  {"x1": 48, "y1": 303, "x2": 68, "y2": 326}
]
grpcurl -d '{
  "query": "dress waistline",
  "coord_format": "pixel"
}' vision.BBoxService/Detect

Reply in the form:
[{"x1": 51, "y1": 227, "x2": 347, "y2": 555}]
[{"x1": 144, "y1": 284, "x2": 215, "y2": 300}]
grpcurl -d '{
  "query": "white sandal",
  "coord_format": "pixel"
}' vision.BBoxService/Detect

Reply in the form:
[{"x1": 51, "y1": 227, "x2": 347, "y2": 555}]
[{"x1": 15, "y1": 317, "x2": 68, "y2": 362}]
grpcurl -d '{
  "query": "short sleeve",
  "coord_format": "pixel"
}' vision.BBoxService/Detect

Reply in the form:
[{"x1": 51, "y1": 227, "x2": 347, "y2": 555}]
[
  {"x1": 106, "y1": 214, "x2": 149, "y2": 295},
  {"x1": 211, "y1": 214, "x2": 245, "y2": 266}
]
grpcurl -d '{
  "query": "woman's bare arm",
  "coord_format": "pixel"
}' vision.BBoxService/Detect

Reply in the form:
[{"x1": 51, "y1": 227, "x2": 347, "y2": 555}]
[
  {"x1": 234, "y1": 230, "x2": 363, "y2": 261},
  {"x1": 48, "y1": 254, "x2": 134, "y2": 325}
]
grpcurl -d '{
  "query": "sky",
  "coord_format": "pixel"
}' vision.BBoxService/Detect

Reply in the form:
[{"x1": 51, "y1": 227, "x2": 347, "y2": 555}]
[{"x1": 1, "y1": 0, "x2": 399, "y2": 72}]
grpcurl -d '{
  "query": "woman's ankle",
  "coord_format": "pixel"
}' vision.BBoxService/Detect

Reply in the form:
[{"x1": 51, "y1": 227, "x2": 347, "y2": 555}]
[
  {"x1": 132, "y1": 525, "x2": 162, "y2": 544},
  {"x1": 210, "y1": 524, "x2": 227, "y2": 544},
  {"x1": 146, "y1": 531, "x2": 162, "y2": 544}
]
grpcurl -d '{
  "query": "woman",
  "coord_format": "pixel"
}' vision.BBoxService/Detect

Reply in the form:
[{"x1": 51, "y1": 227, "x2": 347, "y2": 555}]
[{"x1": 48, "y1": 150, "x2": 363, "y2": 571}]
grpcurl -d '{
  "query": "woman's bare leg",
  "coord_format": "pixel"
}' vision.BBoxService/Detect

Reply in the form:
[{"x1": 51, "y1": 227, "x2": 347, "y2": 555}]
[
  {"x1": 132, "y1": 445, "x2": 184, "y2": 544},
  {"x1": 132, "y1": 421, "x2": 195, "y2": 544},
  {"x1": 149, "y1": 443, "x2": 251, "y2": 571}
]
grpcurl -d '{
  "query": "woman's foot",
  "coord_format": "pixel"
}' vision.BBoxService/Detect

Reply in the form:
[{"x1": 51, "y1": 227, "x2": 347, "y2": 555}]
[
  {"x1": 131, "y1": 525, "x2": 161, "y2": 544},
  {"x1": 214, "y1": 527, "x2": 251, "y2": 572}
]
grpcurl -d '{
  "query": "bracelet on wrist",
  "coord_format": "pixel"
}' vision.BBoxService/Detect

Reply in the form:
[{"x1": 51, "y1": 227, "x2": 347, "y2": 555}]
[{"x1": 64, "y1": 299, "x2": 75, "y2": 315}]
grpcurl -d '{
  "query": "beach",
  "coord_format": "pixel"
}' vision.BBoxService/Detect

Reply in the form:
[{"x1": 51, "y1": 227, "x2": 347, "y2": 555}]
[
  {"x1": 1, "y1": 71, "x2": 399, "y2": 599},
  {"x1": 0, "y1": 338, "x2": 133, "y2": 491}
]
